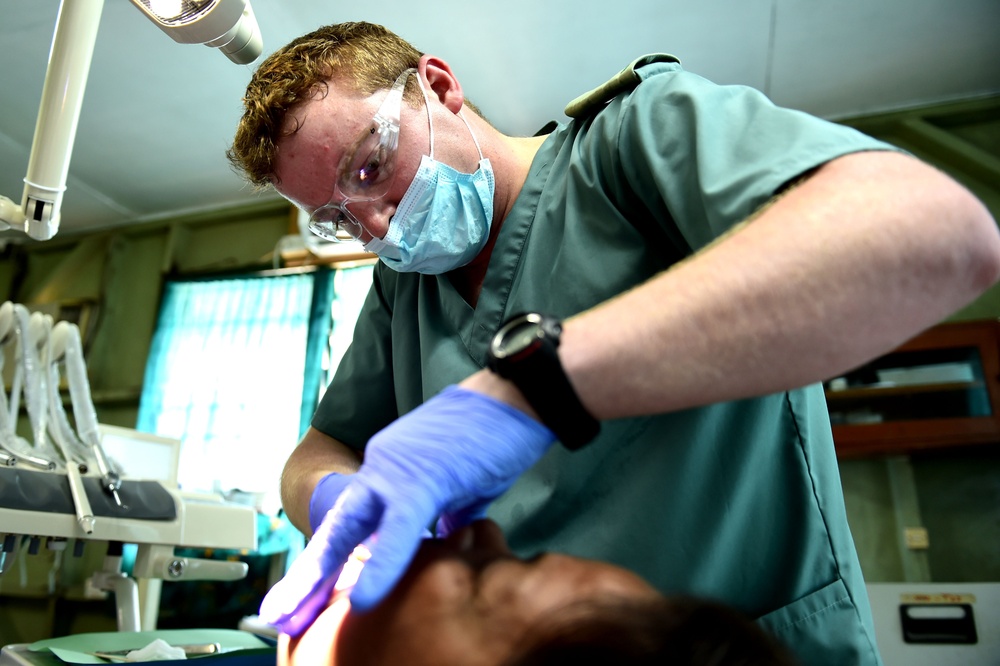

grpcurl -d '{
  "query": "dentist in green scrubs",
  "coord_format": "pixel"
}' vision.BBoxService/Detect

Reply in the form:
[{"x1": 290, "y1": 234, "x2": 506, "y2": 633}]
[{"x1": 225, "y1": 21, "x2": 1000, "y2": 665}]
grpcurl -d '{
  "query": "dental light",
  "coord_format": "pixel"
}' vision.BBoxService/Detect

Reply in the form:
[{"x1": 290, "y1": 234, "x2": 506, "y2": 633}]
[
  {"x1": 0, "y1": 0, "x2": 262, "y2": 242},
  {"x1": 0, "y1": 301, "x2": 257, "y2": 631},
  {"x1": 126, "y1": 0, "x2": 263, "y2": 66}
]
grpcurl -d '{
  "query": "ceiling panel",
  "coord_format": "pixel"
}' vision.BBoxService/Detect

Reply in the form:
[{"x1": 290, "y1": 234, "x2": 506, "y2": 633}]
[
  {"x1": 1, "y1": 0, "x2": 998, "y2": 242},
  {"x1": 769, "y1": 0, "x2": 1000, "y2": 118}
]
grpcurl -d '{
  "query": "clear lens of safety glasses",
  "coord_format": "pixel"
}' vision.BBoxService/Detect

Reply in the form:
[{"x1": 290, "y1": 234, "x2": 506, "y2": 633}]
[{"x1": 308, "y1": 68, "x2": 415, "y2": 243}]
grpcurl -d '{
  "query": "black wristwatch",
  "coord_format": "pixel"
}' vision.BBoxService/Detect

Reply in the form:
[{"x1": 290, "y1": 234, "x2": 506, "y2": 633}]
[{"x1": 487, "y1": 313, "x2": 600, "y2": 450}]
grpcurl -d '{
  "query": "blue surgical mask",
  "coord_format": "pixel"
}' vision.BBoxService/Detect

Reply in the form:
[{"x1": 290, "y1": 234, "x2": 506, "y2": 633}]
[{"x1": 363, "y1": 79, "x2": 495, "y2": 274}]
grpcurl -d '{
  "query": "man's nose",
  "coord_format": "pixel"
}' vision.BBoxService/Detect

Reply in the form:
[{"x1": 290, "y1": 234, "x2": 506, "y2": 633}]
[{"x1": 350, "y1": 199, "x2": 395, "y2": 240}]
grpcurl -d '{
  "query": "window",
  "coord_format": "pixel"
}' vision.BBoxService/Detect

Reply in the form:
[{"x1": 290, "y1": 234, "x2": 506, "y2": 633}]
[{"x1": 136, "y1": 265, "x2": 373, "y2": 511}]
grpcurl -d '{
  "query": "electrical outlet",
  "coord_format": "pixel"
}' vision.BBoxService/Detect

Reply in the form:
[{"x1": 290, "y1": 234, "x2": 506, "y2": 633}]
[{"x1": 905, "y1": 527, "x2": 930, "y2": 550}]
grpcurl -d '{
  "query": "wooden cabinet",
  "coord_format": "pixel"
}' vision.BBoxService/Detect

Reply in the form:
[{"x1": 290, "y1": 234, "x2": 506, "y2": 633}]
[{"x1": 825, "y1": 320, "x2": 1000, "y2": 457}]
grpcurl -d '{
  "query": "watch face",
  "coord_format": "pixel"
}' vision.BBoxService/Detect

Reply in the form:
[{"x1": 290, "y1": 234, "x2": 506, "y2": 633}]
[
  {"x1": 498, "y1": 321, "x2": 542, "y2": 356},
  {"x1": 492, "y1": 314, "x2": 546, "y2": 360}
]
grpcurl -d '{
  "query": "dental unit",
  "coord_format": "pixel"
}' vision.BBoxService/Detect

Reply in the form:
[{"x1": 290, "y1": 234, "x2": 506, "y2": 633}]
[{"x1": 0, "y1": 300, "x2": 257, "y2": 633}]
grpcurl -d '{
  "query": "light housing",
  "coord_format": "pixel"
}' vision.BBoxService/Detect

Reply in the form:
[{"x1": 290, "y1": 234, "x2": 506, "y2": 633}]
[{"x1": 127, "y1": 0, "x2": 263, "y2": 65}]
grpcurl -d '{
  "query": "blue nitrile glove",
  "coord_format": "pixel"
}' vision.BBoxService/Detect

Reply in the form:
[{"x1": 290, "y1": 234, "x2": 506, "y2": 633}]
[
  {"x1": 309, "y1": 471, "x2": 352, "y2": 534},
  {"x1": 435, "y1": 499, "x2": 493, "y2": 538},
  {"x1": 258, "y1": 385, "x2": 555, "y2": 635}
]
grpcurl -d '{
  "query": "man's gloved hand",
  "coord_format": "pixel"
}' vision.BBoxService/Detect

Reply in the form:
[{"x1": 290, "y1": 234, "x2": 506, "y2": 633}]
[
  {"x1": 255, "y1": 471, "x2": 355, "y2": 637},
  {"x1": 258, "y1": 385, "x2": 555, "y2": 635},
  {"x1": 308, "y1": 471, "x2": 352, "y2": 534}
]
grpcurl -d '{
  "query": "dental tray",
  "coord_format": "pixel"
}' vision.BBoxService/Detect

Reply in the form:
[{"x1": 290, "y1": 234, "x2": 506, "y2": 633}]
[{"x1": 10, "y1": 629, "x2": 274, "y2": 666}]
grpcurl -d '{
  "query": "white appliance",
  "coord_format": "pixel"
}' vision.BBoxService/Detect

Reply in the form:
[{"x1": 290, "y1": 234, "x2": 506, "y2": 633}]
[{"x1": 867, "y1": 582, "x2": 1000, "y2": 666}]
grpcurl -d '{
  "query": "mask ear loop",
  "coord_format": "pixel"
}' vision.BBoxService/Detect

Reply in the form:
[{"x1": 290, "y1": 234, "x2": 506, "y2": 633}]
[
  {"x1": 414, "y1": 74, "x2": 435, "y2": 159},
  {"x1": 414, "y1": 73, "x2": 485, "y2": 162},
  {"x1": 458, "y1": 111, "x2": 485, "y2": 162}
]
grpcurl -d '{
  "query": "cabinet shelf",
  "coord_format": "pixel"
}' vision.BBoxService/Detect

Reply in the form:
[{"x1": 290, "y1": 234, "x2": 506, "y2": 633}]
[
  {"x1": 826, "y1": 380, "x2": 984, "y2": 400},
  {"x1": 826, "y1": 319, "x2": 1000, "y2": 458}
]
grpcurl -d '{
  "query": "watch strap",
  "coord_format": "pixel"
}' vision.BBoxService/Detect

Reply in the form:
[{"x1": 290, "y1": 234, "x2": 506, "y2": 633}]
[{"x1": 490, "y1": 314, "x2": 600, "y2": 450}]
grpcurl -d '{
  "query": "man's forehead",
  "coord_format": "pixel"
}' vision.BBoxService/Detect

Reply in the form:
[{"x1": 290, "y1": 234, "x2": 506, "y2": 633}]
[
  {"x1": 275, "y1": 90, "x2": 369, "y2": 169},
  {"x1": 280, "y1": 87, "x2": 346, "y2": 142},
  {"x1": 270, "y1": 121, "x2": 335, "y2": 208}
]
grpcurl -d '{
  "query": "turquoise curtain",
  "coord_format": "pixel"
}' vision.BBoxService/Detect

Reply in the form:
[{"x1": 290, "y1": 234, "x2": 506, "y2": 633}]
[
  {"x1": 298, "y1": 265, "x2": 375, "y2": 435},
  {"x1": 320, "y1": 265, "x2": 376, "y2": 400},
  {"x1": 299, "y1": 268, "x2": 333, "y2": 438},
  {"x1": 137, "y1": 272, "x2": 318, "y2": 501},
  {"x1": 136, "y1": 265, "x2": 374, "y2": 508}
]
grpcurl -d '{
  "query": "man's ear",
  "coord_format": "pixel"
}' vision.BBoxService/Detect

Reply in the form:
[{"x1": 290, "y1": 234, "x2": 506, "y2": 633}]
[{"x1": 419, "y1": 54, "x2": 465, "y2": 114}]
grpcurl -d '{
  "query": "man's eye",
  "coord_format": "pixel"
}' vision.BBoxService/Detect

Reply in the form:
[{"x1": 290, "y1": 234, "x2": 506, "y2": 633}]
[
  {"x1": 312, "y1": 207, "x2": 337, "y2": 224},
  {"x1": 357, "y1": 159, "x2": 381, "y2": 185},
  {"x1": 349, "y1": 141, "x2": 392, "y2": 190}
]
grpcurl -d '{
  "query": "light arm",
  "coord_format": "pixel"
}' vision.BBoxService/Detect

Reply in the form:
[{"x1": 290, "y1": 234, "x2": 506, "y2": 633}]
[
  {"x1": 0, "y1": 0, "x2": 104, "y2": 241},
  {"x1": 0, "y1": 0, "x2": 260, "y2": 241}
]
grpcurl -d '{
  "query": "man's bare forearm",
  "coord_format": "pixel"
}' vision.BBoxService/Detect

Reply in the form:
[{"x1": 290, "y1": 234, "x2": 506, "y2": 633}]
[
  {"x1": 465, "y1": 151, "x2": 1000, "y2": 421},
  {"x1": 280, "y1": 427, "x2": 362, "y2": 536}
]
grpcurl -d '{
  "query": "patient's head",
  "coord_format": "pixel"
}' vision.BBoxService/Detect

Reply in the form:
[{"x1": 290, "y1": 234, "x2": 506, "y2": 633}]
[{"x1": 279, "y1": 519, "x2": 794, "y2": 666}]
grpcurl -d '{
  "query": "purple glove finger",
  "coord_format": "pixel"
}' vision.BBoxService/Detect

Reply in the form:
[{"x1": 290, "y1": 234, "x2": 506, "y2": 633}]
[
  {"x1": 436, "y1": 499, "x2": 491, "y2": 538},
  {"x1": 263, "y1": 572, "x2": 339, "y2": 638},
  {"x1": 349, "y1": 501, "x2": 437, "y2": 612},
  {"x1": 258, "y1": 483, "x2": 382, "y2": 634},
  {"x1": 309, "y1": 471, "x2": 353, "y2": 534}
]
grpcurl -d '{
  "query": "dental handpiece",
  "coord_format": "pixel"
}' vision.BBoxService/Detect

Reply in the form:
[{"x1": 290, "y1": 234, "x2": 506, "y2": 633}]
[
  {"x1": 66, "y1": 463, "x2": 95, "y2": 535},
  {"x1": 13, "y1": 451, "x2": 56, "y2": 470},
  {"x1": 93, "y1": 444, "x2": 127, "y2": 509}
]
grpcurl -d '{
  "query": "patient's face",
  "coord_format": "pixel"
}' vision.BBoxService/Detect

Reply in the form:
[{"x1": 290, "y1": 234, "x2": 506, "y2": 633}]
[{"x1": 279, "y1": 519, "x2": 660, "y2": 666}]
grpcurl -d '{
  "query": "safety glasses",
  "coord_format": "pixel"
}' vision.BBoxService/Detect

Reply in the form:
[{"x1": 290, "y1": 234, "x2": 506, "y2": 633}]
[{"x1": 307, "y1": 68, "x2": 415, "y2": 242}]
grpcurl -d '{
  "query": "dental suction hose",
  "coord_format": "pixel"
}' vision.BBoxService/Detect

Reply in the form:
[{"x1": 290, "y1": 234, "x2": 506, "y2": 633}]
[{"x1": 52, "y1": 321, "x2": 126, "y2": 508}]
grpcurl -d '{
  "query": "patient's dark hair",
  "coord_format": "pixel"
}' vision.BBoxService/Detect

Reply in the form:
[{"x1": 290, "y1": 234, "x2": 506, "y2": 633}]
[{"x1": 502, "y1": 596, "x2": 797, "y2": 666}]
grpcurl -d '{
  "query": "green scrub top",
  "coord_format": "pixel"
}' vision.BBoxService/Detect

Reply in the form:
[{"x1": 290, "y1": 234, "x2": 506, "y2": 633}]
[{"x1": 313, "y1": 57, "x2": 891, "y2": 665}]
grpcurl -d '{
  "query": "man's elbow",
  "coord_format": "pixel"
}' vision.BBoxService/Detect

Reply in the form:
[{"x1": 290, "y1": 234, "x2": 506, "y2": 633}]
[
  {"x1": 951, "y1": 186, "x2": 1000, "y2": 294},
  {"x1": 893, "y1": 151, "x2": 1000, "y2": 296}
]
